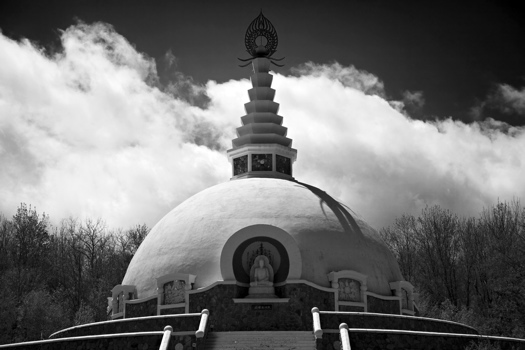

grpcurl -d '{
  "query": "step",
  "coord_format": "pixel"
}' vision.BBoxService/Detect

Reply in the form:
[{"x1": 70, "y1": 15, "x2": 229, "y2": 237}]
[
  {"x1": 207, "y1": 347, "x2": 315, "y2": 350},
  {"x1": 209, "y1": 331, "x2": 313, "y2": 336},
  {"x1": 205, "y1": 331, "x2": 315, "y2": 350}
]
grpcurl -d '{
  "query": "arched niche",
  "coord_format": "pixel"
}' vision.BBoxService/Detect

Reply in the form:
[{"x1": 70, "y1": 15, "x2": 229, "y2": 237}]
[
  {"x1": 220, "y1": 224, "x2": 302, "y2": 285},
  {"x1": 235, "y1": 236, "x2": 287, "y2": 284}
]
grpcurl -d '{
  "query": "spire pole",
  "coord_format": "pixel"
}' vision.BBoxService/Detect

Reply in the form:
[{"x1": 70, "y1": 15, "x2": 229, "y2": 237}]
[{"x1": 227, "y1": 12, "x2": 297, "y2": 180}]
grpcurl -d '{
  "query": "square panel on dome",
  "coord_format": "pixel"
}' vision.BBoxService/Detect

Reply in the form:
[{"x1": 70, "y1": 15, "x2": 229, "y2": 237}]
[
  {"x1": 163, "y1": 280, "x2": 186, "y2": 305},
  {"x1": 276, "y1": 155, "x2": 291, "y2": 175},
  {"x1": 338, "y1": 278, "x2": 361, "y2": 302},
  {"x1": 252, "y1": 154, "x2": 272, "y2": 171},
  {"x1": 233, "y1": 155, "x2": 248, "y2": 175}
]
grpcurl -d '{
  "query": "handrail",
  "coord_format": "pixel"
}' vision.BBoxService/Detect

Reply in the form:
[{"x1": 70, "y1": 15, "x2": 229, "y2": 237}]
[
  {"x1": 195, "y1": 309, "x2": 209, "y2": 338},
  {"x1": 159, "y1": 326, "x2": 173, "y2": 350},
  {"x1": 312, "y1": 307, "x2": 323, "y2": 339},
  {"x1": 50, "y1": 313, "x2": 202, "y2": 338},
  {"x1": 339, "y1": 323, "x2": 351, "y2": 350},
  {"x1": 316, "y1": 311, "x2": 478, "y2": 333}
]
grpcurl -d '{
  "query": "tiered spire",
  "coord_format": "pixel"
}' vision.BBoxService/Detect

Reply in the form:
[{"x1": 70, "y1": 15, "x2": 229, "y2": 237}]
[{"x1": 227, "y1": 12, "x2": 297, "y2": 180}]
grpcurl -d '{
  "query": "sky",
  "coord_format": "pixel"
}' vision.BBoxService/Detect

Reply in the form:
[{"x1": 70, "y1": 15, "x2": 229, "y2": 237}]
[{"x1": 0, "y1": 0, "x2": 524, "y2": 231}]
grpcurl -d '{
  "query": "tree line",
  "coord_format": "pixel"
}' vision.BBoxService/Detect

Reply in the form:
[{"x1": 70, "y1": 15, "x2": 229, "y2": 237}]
[
  {"x1": 0, "y1": 203, "x2": 148, "y2": 344},
  {"x1": 380, "y1": 200, "x2": 525, "y2": 338},
  {"x1": 0, "y1": 200, "x2": 523, "y2": 344}
]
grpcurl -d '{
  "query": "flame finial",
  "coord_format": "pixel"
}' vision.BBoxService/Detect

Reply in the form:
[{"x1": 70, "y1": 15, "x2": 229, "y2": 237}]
[
  {"x1": 245, "y1": 11, "x2": 278, "y2": 58},
  {"x1": 238, "y1": 11, "x2": 285, "y2": 67}
]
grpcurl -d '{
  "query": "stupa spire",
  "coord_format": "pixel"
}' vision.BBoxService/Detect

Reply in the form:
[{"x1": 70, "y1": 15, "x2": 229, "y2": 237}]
[{"x1": 227, "y1": 12, "x2": 297, "y2": 180}]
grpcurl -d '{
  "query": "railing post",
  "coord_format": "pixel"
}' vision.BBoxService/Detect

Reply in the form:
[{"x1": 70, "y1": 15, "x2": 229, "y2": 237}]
[
  {"x1": 195, "y1": 309, "x2": 209, "y2": 338},
  {"x1": 339, "y1": 323, "x2": 351, "y2": 350},
  {"x1": 159, "y1": 325, "x2": 173, "y2": 350},
  {"x1": 311, "y1": 307, "x2": 323, "y2": 339}
]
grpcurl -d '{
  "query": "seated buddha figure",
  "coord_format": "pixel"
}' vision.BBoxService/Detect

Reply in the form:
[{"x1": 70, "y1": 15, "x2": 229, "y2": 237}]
[
  {"x1": 247, "y1": 255, "x2": 277, "y2": 298},
  {"x1": 250, "y1": 258, "x2": 273, "y2": 286}
]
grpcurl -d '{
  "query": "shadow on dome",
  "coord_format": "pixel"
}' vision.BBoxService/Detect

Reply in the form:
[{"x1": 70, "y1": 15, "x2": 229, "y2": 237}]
[{"x1": 294, "y1": 181, "x2": 363, "y2": 235}]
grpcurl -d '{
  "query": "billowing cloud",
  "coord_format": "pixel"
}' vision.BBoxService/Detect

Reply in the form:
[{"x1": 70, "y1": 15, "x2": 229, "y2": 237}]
[
  {"x1": 1, "y1": 22, "x2": 524, "y2": 231},
  {"x1": 162, "y1": 49, "x2": 211, "y2": 109},
  {"x1": 470, "y1": 83, "x2": 525, "y2": 120},
  {"x1": 390, "y1": 90, "x2": 425, "y2": 116},
  {"x1": 0, "y1": 22, "x2": 235, "y2": 228},
  {"x1": 491, "y1": 84, "x2": 525, "y2": 115},
  {"x1": 402, "y1": 90, "x2": 425, "y2": 110},
  {"x1": 291, "y1": 62, "x2": 385, "y2": 97},
  {"x1": 272, "y1": 71, "x2": 525, "y2": 229}
]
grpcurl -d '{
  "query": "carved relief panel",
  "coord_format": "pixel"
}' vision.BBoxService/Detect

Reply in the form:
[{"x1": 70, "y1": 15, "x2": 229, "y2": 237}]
[
  {"x1": 276, "y1": 155, "x2": 291, "y2": 175},
  {"x1": 163, "y1": 280, "x2": 186, "y2": 305},
  {"x1": 328, "y1": 270, "x2": 368, "y2": 311},
  {"x1": 252, "y1": 154, "x2": 272, "y2": 171},
  {"x1": 233, "y1": 155, "x2": 248, "y2": 175},
  {"x1": 156, "y1": 273, "x2": 196, "y2": 312},
  {"x1": 338, "y1": 278, "x2": 361, "y2": 302}
]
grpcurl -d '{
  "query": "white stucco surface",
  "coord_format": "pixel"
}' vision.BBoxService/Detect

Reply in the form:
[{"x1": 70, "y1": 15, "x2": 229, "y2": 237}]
[{"x1": 122, "y1": 178, "x2": 404, "y2": 298}]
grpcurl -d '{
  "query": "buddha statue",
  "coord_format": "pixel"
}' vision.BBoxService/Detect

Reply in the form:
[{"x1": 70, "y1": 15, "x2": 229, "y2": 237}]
[
  {"x1": 247, "y1": 255, "x2": 277, "y2": 298},
  {"x1": 250, "y1": 258, "x2": 273, "y2": 286}
]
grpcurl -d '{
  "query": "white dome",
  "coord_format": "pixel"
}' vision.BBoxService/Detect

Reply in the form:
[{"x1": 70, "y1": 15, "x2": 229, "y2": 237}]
[{"x1": 122, "y1": 178, "x2": 404, "y2": 298}]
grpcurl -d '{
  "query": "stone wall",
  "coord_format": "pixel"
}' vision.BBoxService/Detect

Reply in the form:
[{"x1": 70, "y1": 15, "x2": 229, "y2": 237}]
[
  {"x1": 317, "y1": 331, "x2": 525, "y2": 350},
  {"x1": 284, "y1": 283, "x2": 335, "y2": 316},
  {"x1": 0, "y1": 334, "x2": 198, "y2": 350},
  {"x1": 50, "y1": 315, "x2": 201, "y2": 338},
  {"x1": 161, "y1": 307, "x2": 186, "y2": 315},
  {"x1": 319, "y1": 312, "x2": 478, "y2": 334},
  {"x1": 188, "y1": 282, "x2": 334, "y2": 332},
  {"x1": 366, "y1": 295, "x2": 399, "y2": 314},
  {"x1": 338, "y1": 305, "x2": 364, "y2": 312},
  {"x1": 125, "y1": 297, "x2": 158, "y2": 318}
]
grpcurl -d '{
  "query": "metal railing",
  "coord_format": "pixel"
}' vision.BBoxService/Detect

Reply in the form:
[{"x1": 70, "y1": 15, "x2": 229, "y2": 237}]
[
  {"x1": 339, "y1": 323, "x2": 351, "y2": 350},
  {"x1": 196, "y1": 309, "x2": 209, "y2": 338},
  {"x1": 159, "y1": 309, "x2": 210, "y2": 350},
  {"x1": 311, "y1": 307, "x2": 323, "y2": 339},
  {"x1": 159, "y1": 326, "x2": 173, "y2": 350},
  {"x1": 311, "y1": 307, "x2": 351, "y2": 350}
]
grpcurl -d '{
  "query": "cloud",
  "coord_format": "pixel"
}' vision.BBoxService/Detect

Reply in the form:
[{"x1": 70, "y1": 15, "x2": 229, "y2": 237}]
[
  {"x1": 389, "y1": 90, "x2": 425, "y2": 116},
  {"x1": 470, "y1": 83, "x2": 525, "y2": 120},
  {"x1": 272, "y1": 69, "x2": 525, "y2": 228},
  {"x1": 402, "y1": 90, "x2": 425, "y2": 110},
  {"x1": 162, "y1": 49, "x2": 211, "y2": 109},
  {"x1": 291, "y1": 62, "x2": 385, "y2": 97},
  {"x1": 491, "y1": 84, "x2": 525, "y2": 115},
  {"x1": 1, "y1": 22, "x2": 524, "y2": 232},
  {"x1": 0, "y1": 22, "x2": 235, "y2": 228}
]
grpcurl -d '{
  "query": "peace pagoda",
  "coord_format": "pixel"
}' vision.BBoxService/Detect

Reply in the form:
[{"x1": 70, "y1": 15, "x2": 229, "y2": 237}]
[
  {"x1": 3, "y1": 11, "x2": 524, "y2": 350},
  {"x1": 118, "y1": 11, "x2": 411, "y2": 317}
]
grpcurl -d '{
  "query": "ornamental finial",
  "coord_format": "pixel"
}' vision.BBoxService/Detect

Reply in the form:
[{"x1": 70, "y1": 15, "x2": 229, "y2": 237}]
[{"x1": 238, "y1": 11, "x2": 285, "y2": 67}]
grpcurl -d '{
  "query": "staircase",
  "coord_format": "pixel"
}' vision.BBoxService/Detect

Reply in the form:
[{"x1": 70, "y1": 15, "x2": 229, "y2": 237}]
[{"x1": 204, "y1": 331, "x2": 316, "y2": 350}]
